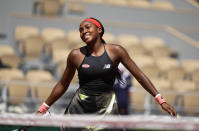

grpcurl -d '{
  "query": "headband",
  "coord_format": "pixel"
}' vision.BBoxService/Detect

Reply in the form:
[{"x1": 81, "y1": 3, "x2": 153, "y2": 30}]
[{"x1": 83, "y1": 18, "x2": 102, "y2": 28}]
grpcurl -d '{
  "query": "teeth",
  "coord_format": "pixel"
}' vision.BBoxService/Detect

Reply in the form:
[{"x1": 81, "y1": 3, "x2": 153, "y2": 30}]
[
  {"x1": 84, "y1": 33, "x2": 90, "y2": 39},
  {"x1": 85, "y1": 33, "x2": 90, "y2": 36}
]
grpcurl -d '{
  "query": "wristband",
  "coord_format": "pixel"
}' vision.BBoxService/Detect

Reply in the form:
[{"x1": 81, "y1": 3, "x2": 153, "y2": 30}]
[
  {"x1": 38, "y1": 102, "x2": 50, "y2": 114},
  {"x1": 155, "y1": 94, "x2": 166, "y2": 105}
]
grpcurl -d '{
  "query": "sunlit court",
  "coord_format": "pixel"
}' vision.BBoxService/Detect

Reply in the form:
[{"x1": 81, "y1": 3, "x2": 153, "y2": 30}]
[{"x1": 0, "y1": 0, "x2": 199, "y2": 131}]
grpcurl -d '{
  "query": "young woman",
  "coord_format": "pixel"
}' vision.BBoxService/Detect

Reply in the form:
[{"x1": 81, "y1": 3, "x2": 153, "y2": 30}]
[{"x1": 37, "y1": 17, "x2": 177, "y2": 131}]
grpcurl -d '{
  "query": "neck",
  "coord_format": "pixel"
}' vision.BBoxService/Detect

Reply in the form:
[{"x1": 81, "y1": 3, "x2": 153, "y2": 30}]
[{"x1": 86, "y1": 39, "x2": 104, "y2": 56}]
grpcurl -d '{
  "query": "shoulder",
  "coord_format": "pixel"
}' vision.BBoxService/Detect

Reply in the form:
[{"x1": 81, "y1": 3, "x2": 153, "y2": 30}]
[
  {"x1": 105, "y1": 43, "x2": 127, "y2": 54},
  {"x1": 68, "y1": 48, "x2": 80, "y2": 58}
]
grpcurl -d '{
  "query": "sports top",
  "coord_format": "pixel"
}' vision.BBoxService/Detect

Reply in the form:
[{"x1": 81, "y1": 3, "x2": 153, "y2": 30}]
[{"x1": 77, "y1": 45, "x2": 117, "y2": 94}]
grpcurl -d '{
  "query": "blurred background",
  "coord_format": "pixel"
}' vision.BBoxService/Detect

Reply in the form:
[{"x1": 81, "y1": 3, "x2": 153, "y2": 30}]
[{"x1": 0, "y1": 0, "x2": 199, "y2": 129}]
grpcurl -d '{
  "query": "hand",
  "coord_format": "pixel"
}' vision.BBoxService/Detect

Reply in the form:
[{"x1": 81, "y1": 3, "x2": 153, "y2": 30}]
[
  {"x1": 161, "y1": 102, "x2": 177, "y2": 117},
  {"x1": 36, "y1": 111, "x2": 42, "y2": 115}
]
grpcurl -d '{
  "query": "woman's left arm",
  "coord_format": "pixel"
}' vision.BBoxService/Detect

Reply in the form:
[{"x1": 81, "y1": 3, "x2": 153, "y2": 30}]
[{"x1": 114, "y1": 45, "x2": 177, "y2": 117}]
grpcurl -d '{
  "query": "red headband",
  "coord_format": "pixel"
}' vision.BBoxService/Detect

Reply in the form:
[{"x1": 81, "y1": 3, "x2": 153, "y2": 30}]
[{"x1": 83, "y1": 18, "x2": 102, "y2": 28}]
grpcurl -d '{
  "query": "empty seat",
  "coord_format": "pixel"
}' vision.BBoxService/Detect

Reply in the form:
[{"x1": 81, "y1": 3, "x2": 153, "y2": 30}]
[
  {"x1": 22, "y1": 34, "x2": 45, "y2": 60},
  {"x1": 0, "y1": 44, "x2": 15, "y2": 57},
  {"x1": 83, "y1": 0, "x2": 104, "y2": 4},
  {"x1": 140, "y1": 65, "x2": 160, "y2": 79},
  {"x1": 191, "y1": 69, "x2": 199, "y2": 90},
  {"x1": 182, "y1": 59, "x2": 199, "y2": 74},
  {"x1": 184, "y1": 93, "x2": 199, "y2": 115},
  {"x1": 128, "y1": 44, "x2": 149, "y2": 57},
  {"x1": 50, "y1": 37, "x2": 70, "y2": 50},
  {"x1": 67, "y1": 30, "x2": 83, "y2": 48},
  {"x1": 42, "y1": 0, "x2": 62, "y2": 16},
  {"x1": 0, "y1": 69, "x2": 25, "y2": 81},
  {"x1": 141, "y1": 36, "x2": 165, "y2": 50},
  {"x1": 150, "y1": 46, "x2": 172, "y2": 58},
  {"x1": 173, "y1": 80, "x2": 196, "y2": 93},
  {"x1": 150, "y1": 78, "x2": 171, "y2": 91},
  {"x1": 67, "y1": 1, "x2": 85, "y2": 14},
  {"x1": 26, "y1": 70, "x2": 54, "y2": 82},
  {"x1": 133, "y1": 55, "x2": 155, "y2": 68},
  {"x1": 117, "y1": 34, "x2": 140, "y2": 49},
  {"x1": 155, "y1": 57, "x2": 179, "y2": 72},
  {"x1": 15, "y1": 25, "x2": 39, "y2": 42},
  {"x1": 7, "y1": 80, "x2": 30, "y2": 105},
  {"x1": 128, "y1": 0, "x2": 151, "y2": 8},
  {"x1": 130, "y1": 88, "x2": 147, "y2": 112},
  {"x1": 103, "y1": 32, "x2": 116, "y2": 44},
  {"x1": 45, "y1": 37, "x2": 70, "y2": 57},
  {"x1": 105, "y1": 0, "x2": 128, "y2": 6},
  {"x1": 31, "y1": 81, "x2": 56, "y2": 104},
  {"x1": 52, "y1": 48, "x2": 70, "y2": 64},
  {"x1": 152, "y1": 1, "x2": 175, "y2": 11},
  {"x1": 192, "y1": 69, "x2": 199, "y2": 82},
  {"x1": 161, "y1": 67, "x2": 185, "y2": 83},
  {"x1": 41, "y1": 27, "x2": 66, "y2": 43},
  {"x1": 0, "y1": 54, "x2": 21, "y2": 69}
]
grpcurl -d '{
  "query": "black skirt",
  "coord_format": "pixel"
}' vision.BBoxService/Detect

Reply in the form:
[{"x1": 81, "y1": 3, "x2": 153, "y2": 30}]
[{"x1": 62, "y1": 88, "x2": 125, "y2": 131}]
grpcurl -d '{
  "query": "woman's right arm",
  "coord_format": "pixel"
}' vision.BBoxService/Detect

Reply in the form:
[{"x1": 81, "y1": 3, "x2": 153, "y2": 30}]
[{"x1": 44, "y1": 49, "x2": 77, "y2": 107}]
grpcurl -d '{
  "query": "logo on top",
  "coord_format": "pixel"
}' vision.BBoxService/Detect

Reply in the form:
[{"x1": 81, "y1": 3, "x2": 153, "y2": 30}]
[
  {"x1": 82, "y1": 64, "x2": 90, "y2": 68},
  {"x1": 103, "y1": 64, "x2": 111, "y2": 69}
]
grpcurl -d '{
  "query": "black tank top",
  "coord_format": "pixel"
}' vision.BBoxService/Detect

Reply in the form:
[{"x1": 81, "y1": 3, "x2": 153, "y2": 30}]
[{"x1": 77, "y1": 45, "x2": 117, "y2": 94}]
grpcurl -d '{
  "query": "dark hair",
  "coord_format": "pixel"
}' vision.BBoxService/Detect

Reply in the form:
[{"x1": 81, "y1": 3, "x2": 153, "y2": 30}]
[{"x1": 88, "y1": 17, "x2": 106, "y2": 44}]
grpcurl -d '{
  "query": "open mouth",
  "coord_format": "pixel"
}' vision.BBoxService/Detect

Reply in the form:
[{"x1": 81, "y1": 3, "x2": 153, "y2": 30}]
[{"x1": 84, "y1": 33, "x2": 91, "y2": 40}]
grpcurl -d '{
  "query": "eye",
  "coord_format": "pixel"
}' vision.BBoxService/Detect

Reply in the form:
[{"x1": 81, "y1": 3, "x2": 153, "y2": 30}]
[
  {"x1": 79, "y1": 27, "x2": 83, "y2": 33},
  {"x1": 85, "y1": 24, "x2": 91, "y2": 29}
]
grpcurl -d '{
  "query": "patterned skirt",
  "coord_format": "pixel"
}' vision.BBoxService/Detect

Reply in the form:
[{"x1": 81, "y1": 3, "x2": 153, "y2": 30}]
[{"x1": 61, "y1": 88, "x2": 125, "y2": 131}]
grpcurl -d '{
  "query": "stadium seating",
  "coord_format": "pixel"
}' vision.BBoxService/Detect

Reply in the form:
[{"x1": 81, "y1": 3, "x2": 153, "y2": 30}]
[
  {"x1": 7, "y1": 80, "x2": 30, "y2": 105},
  {"x1": 25, "y1": 69, "x2": 55, "y2": 82},
  {"x1": 41, "y1": 27, "x2": 66, "y2": 43},
  {"x1": 128, "y1": 0, "x2": 151, "y2": 8},
  {"x1": 182, "y1": 59, "x2": 199, "y2": 80},
  {"x1": 67, "y1": 1, "x2": 85, "y2": 14},
  {"x1": 30, "y1": 81, "x2": 55, "y2": 104},
  {"x1": 0, "y1": 69, "x2": 25, "y2": 81},
  {"x1": 21, "y1": 34, "x2": 45, "y2": 60},
  {"x1": 0, "y1": 44, "x2": 15, "y2": 57},
  {"x1": 117, "y1": 34, "x2": 140, "y2": 49},
  {"x1": 140, "y1": 65, "x2": 160, "y2": 79},
  {"x1": 130, "y1": 87, "x2": 147, "y2": 113},
  {"x1": 184, "y1": 93, "x2": 199, "y2": 115},
  {"x1": 1, "y1": 0, "x2": 199, "y2": 117},
  {"x1": 0, "y1": 54, "x2": 21, "y2": 69},
  {"x1": 133, "y1": 54, "x2": 155, "y2": 68},
  {"x1": 152, "y1": 1, "x2": 175, "y2": 11},
  {"x1": 103, "y1": 32, "x2": 116, "y2": 44},
  {"x1": 14, "y1": 25, "x2": 39, "y2": 42},
  {"x1": 161, "y1": 66, "x2": 185, "y2": 84},
  {"x1": 42, "y1": 0, "x2": 63, "y2": 16}
]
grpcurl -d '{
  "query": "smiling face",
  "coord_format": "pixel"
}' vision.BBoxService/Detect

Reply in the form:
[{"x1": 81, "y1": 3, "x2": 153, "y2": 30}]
[{"x1": 79, "y1": 21, "x2": 102, "y2": 44}]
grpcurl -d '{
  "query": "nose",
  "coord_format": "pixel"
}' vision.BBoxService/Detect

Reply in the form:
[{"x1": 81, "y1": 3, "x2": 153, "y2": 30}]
[{"x1": 82, "y1": 28, "x2": 88, "y2": 34}]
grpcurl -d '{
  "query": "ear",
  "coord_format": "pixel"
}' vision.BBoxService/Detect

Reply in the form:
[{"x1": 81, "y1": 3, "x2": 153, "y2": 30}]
[{"x1": 97, "y1": 28, "x2": 102, "y2": 35}]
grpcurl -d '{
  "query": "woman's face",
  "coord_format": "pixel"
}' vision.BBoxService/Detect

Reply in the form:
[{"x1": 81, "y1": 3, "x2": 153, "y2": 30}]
[{"x1": 79, "y1": 21, "x2": 101, "y2": 44}]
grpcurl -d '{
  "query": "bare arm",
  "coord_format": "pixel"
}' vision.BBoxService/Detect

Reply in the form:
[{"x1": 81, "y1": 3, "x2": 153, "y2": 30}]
[
  {"x1": 115, "y1": 45, "x2": 158, "y2": 97},
  {"x1": 44, "y1": 50, "x2": 77, "y2": 106},
  {"x1": 112, "y1": 45, "x2": 177, "y2": 117}
]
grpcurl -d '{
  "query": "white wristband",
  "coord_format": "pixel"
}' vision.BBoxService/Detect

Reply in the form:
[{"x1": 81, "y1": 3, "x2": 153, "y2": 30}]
[
  {"x1": 155, "y1": 93, "x2": 160, "y2": 98},
  {"x1": 43, "y1": 102, "x2": 50, "y2": 108}
]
